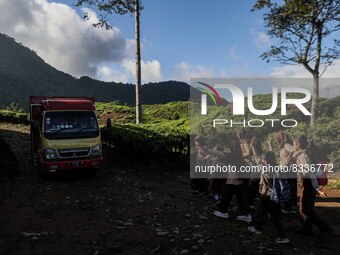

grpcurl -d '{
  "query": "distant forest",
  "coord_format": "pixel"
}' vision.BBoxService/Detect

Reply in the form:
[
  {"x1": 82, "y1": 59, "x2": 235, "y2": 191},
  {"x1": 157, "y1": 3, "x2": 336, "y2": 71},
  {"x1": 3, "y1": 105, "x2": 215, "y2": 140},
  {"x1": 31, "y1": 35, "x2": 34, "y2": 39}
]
[{"x1": 0, "y1": 33, "x2": 192, "y2": 110}]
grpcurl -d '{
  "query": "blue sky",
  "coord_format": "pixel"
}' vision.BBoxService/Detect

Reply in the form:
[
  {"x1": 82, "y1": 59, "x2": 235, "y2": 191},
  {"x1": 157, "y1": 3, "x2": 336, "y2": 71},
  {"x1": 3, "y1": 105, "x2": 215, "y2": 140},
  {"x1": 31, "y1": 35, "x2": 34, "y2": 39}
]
[
  {"x1": 65, "y1": 0, "x2": 274, "y2": 79},
  {"x1": 0, "y1": 0, "x2": 338, "y2": 85}
]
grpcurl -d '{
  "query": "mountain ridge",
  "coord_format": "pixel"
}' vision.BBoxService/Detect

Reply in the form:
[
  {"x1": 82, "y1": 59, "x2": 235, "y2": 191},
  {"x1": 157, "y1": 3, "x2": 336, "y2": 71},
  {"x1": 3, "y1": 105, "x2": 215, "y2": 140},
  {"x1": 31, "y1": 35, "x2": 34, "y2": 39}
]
[{"x1": 0, "y1": 33, "x2": 192, "y2": 109}]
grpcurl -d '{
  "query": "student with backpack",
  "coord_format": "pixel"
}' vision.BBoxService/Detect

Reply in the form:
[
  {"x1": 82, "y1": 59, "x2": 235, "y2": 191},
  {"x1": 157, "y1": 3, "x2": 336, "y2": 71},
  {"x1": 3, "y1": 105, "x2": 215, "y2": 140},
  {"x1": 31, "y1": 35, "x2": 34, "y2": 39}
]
[
  {"x1": 191, "y1": 136, "x2": 227, "y2": 197},
  {"x1": 236, "y1": 129, "x2": 257, "y2": 209},
  {"x1": 293, "y1": 135, "x2": 332, "y2": 237},
  {"x1": 207, "y1": 143, "x2": 227, "y2": 202},
  {"x1": 190, "y1": 135, "x2": 210, "y2": 196},
  {"x1": 248, "y1": 151, "x2": 290, "y2": 244},
  {"x1": 248, "y1": 136, "x2": 263, "y2": 209},
  {"x1": 213, "y1": 139, "x2": 252, "y2": 223},
  {"x1": 268, "y1": 131, "x2": 297, "y2": 214}
]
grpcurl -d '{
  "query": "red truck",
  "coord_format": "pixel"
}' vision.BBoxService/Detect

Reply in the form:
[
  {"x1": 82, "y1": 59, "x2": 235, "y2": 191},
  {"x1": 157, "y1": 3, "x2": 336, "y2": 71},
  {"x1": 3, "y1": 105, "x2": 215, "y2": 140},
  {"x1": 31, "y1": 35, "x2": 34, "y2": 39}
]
[{"x1": 30, "y1": 96, "x2": 103, "y2": 175}]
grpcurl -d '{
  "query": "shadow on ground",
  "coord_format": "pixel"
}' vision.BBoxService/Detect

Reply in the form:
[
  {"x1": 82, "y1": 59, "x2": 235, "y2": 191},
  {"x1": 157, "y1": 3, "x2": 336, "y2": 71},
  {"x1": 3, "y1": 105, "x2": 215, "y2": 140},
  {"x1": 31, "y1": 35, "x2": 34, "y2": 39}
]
[{"x1": 0, "y1": 125, "x2": 340, "y2": 255}]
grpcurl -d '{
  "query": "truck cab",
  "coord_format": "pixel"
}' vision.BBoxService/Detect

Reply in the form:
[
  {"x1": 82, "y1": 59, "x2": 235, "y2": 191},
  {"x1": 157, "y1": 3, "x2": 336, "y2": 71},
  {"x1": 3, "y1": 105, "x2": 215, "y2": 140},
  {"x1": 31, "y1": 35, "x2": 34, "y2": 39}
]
[{"x1": 30, "y1": 96, "x2": 103, "y2": 173}]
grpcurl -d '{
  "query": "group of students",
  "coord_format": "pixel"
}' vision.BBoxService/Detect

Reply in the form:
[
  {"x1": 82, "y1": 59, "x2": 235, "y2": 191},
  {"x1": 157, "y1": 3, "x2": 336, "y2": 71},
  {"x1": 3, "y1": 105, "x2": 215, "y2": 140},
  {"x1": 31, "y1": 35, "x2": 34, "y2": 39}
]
[{"x1": 192, "y1": 129, "x2": 333, "y2": 244}]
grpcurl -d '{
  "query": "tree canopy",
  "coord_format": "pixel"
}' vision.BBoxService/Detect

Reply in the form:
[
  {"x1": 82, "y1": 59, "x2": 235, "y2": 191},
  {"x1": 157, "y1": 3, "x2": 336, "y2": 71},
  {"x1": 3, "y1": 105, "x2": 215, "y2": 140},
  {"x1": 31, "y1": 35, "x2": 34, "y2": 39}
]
[
  {"x1": 252, "y1": 0, "x2": 339, "y2": 126},
  {"x1": 76, "y1": 0, "x2": 142, "y2": 29},
  {"x1": 252, "y1": 0, "x2": 339, "y2": 77}
]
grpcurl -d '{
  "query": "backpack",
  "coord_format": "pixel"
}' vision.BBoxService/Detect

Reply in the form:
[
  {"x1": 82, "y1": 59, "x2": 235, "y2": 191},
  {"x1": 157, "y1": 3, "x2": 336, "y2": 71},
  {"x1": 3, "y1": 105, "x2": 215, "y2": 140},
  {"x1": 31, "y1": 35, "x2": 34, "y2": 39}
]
[
  {"x1": 270, "y1": 174, "x2": 290, "y2": 205},
  {"x1": 293, "y1": 146, "x2": 329, "y2": 186},
  {"x1": 315, "y1": 160, "x2": 328, "y2": 185},
  {"x1": 307, "y1": 141, "x2": 328, "y2": 185}
]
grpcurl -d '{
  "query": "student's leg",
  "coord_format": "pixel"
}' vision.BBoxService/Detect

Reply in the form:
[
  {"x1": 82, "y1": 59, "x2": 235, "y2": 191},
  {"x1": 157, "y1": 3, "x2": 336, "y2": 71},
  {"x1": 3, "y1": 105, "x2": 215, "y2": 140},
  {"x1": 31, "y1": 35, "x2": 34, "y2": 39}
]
[
  {"x1": 285, "y1": 177, "x2": 297, "y2": 210},
  {"x1": 290, "y1": 177, "x2": 298, "y2": 206},
  {"x1": 247, "y1": 180, "x2": 259, "y2": 207},
  {"x1": 299, "y1": 181, "x2": 314, "y2": 235},
  {"x1": 243, "y1": 178, "x2": 251, "y2": 206},
  {"x1": 208, "y1": 178, "x2": 214, "y2": 194},
  {"x1": 268, "y1": 201, "x2": 287, "y2": 238},
  {"x1": 252, "y1": 179, "x2": 260, "y2": 199},
  {"x1": 235, "y1": 184, "x2": 249, "y2": 215},
  {"x1": 218, "y1": 184, "x2": 234, "y2": 213},
  {"x1": 214, "y1": 179, "x2": 226, "y2": 196},
  {"x1": 304, "y1": 193, "x2": 333, "y2": 234},
  {"x1": 253, "y1": 195, "x2": 269, "y2": 231}
]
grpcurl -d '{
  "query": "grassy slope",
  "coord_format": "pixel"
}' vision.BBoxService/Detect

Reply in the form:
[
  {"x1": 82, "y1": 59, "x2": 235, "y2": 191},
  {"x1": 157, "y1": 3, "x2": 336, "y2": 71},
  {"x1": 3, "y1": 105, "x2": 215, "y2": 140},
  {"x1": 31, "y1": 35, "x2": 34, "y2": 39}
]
[{"x1": 96, "y1": 101, "x2": 189, "y2": 128}]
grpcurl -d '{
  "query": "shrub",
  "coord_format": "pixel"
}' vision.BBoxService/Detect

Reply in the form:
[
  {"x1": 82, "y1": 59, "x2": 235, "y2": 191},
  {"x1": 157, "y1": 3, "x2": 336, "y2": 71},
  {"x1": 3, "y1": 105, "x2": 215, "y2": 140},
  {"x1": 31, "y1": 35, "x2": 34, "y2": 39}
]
[
  {"x1": 0, "y1": 110, "x2": 29, "y2": 124},
  {"x1": 101, "y1": 123, "x2": 189, "y2": 164}
]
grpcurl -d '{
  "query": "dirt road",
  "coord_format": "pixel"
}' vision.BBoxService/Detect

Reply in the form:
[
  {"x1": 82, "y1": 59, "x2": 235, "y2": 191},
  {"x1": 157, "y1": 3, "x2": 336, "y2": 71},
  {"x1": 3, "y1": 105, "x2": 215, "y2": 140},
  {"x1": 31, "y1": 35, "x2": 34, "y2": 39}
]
[{"x1": 0, "y1": 124, "x2": 339, "y2": 255}]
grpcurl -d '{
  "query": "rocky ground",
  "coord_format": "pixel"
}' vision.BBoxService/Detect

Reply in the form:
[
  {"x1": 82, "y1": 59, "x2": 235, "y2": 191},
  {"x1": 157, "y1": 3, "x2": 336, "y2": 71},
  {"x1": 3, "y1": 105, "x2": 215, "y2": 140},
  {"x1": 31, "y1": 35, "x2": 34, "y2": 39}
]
[{"x1": 0, "y1": 123, "x2": 340, "y2": 255}]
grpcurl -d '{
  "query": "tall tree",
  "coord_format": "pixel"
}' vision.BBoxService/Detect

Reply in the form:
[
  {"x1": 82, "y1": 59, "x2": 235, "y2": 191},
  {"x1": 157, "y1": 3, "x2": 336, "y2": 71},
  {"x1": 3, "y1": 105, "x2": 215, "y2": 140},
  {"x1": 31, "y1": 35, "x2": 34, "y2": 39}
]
[
  {"x1": 134, "y1": 0, "x2": 142, "y2": 124},
  {"x1": 76, "y1": 0, "x2": 143, "y2": 124},
  {"x1": 253, "y1": 0, "x2": 339, "y2": 126}
]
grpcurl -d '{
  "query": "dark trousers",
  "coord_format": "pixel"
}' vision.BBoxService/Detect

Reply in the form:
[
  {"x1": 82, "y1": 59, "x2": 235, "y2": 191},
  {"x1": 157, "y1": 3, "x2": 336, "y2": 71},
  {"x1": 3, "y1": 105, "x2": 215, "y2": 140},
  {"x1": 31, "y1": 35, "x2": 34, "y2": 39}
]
[
  {"x1": 247, "y1": 179, "x2": 260, "y2": 206},
  {"x1": 284, "y1": 178, "x2": 297, "y2": 209},
  {"x1": 218, "y1": 184, "x2": 248, "y2": 215},
  {"x1": 300, "y1": 179, "x2": 330, "y2": 235},
  {"x1": 208, "y1": 179, "x2": 225, "y2": 194},
  {"x1": 253, "y1": 195, "x2": 286, "y2": 238},
  {"x1": 190, "y1": 178, "x2": 208, "y2": 193}
]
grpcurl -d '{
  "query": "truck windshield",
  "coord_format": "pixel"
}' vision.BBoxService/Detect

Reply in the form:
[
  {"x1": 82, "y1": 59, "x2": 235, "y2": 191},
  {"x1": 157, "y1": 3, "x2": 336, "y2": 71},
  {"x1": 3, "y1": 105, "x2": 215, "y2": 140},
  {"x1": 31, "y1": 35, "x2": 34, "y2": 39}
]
[{"x1": 44, "y1": 111, "x2": 99, "y2": 139}]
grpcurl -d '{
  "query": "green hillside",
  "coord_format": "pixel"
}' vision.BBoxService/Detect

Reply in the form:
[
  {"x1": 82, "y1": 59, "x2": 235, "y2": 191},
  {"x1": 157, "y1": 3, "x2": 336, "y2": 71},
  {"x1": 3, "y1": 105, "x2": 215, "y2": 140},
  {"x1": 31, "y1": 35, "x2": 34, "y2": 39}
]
[
  {"x1": 96, "y1": 101, "x2": 189, "y2": 127},
  {"x1": 0, "y1": 33, "x2": 192, "y2": 109}
]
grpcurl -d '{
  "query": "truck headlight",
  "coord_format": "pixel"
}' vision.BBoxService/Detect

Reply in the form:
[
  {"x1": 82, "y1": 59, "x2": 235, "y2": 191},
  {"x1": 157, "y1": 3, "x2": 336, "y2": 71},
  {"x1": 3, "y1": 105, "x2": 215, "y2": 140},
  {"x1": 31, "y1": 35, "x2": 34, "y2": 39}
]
[
  {"x1": 91, "y1": 145, "x2": 102, "y2": 157},
  {"x1": 43, "y1": 148, "x2": 57, "y2": 160}
]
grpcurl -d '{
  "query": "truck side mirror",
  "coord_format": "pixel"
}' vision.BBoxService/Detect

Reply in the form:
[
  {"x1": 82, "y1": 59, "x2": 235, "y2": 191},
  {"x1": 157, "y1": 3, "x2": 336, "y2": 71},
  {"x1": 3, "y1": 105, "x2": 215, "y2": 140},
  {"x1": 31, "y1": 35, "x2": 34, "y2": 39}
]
[{"x1": 31, "y1": 120, "x2": 39, "y2": 130}]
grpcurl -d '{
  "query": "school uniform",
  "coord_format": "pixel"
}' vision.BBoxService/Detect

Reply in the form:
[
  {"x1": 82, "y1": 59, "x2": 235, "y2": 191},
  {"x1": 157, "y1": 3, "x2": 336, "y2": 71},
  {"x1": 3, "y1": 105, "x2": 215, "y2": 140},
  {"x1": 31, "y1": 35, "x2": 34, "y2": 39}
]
[
  {"x1": 296, "y1": 150, "x2": 330, "y2": 235},
  {"x1": 279, "y1": 143, "x2": 297, "y2": 211},
  {"x1": 252, "y1": 171, "x2": 287, "y2": 238}
]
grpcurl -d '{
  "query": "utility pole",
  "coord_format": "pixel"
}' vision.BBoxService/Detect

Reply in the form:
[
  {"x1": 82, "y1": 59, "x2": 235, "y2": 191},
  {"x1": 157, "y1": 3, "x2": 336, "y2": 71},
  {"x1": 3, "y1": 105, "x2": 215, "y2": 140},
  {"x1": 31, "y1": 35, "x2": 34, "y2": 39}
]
[{"x1": 135, "y1": 0, "x2": 142, "y2": 124}]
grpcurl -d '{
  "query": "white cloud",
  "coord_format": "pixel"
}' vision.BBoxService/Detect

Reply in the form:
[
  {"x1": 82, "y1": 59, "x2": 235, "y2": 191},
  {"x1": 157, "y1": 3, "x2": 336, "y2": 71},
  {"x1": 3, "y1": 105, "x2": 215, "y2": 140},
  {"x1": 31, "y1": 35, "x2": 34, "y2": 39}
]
[
  {"x1": 173, "y1": 62, "x2": 215, "y2": 82},
  {"x1": 97, "y1": 65, "x2": 129, "y2": 83},
  {"x1": 0, "y1": 0, "x2": 127, "y2": 77},
  {"x1": 270, "y1": 60, "x2": 340, "y2": 97},
  {"x1": 270, "y1": 60, "x2": 340, "y2": 78},
  {"x1": 81, "y1": 7, "x2": 100, "y2": 24},
  {"x1": 122, "y1": 59, "x2": 163, "y2": 83},
  {"x1": 229, "y1": 45, "x2": 239, "y2": 61},
  {"x1": 322, "y1": 60, "x2": 340, "y2": 78},
  {"x1": 270, "y1": 64, "x2": 310, "y2": 78},
  {"x1": 97, "y1": 59, "x2": 163, "y2": 84},
  {"x1": 220, "y1": 69, "x2": 228, "y2": 77},
  {"x1": 0, "y1": 0, "x2": 163, "y2": 84}
]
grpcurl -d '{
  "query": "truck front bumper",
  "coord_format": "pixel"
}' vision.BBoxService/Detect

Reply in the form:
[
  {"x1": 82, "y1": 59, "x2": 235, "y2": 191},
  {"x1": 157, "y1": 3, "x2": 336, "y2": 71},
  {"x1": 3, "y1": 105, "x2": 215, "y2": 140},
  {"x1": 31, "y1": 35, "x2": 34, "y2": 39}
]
[{"x1": 42, "y1": 157, "x2": 103, "y2": 172}]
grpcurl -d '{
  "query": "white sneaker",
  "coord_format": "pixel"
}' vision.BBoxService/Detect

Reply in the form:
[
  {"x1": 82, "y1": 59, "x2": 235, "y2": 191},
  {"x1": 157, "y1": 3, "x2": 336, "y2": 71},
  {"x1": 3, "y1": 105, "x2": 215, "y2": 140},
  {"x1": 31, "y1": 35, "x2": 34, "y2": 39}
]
[
  {"x1": 275, "y1": 237, "x2": 290, "y2": 244},
  {"x1": 213, "y1": 194, "x2": 220, "y2": 201},
  {"x1": 213, "y1": 210, "x2": 229, "y2": 219},
  {"x1": 282, "y1": 209, "x2": 296, "y2": 214},
  {"x1": 237, "y1": 214, "x2": 252, "y2": 223},
  {"x1": 211, "y1": 200, "x2": 221, "y2": 208},
  {"x1": 248, "y1": 226, "x2": 262, "y2": 234}
]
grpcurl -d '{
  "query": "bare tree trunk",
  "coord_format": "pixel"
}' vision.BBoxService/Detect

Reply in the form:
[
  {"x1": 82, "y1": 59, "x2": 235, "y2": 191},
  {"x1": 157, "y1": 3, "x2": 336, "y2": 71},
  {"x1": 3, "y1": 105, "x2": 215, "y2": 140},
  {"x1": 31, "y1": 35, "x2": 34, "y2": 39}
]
[
  {"x1": 135, "y1": 0, "x2": 142, "y2": 124},
  {"x1": 310, "y1": 22, "x2": 322, "y2": 127},
  {"x1": 310, "y1": 74, "x2": 319, "y2": 127}
]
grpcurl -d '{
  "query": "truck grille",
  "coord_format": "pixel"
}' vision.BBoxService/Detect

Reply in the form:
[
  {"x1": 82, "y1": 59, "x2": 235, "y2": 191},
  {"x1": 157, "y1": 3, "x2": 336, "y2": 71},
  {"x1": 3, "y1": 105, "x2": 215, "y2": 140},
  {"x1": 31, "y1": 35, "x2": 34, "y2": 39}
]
[{"x1": 58, "y1": 148, "x2": 90, "y2": 158}]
